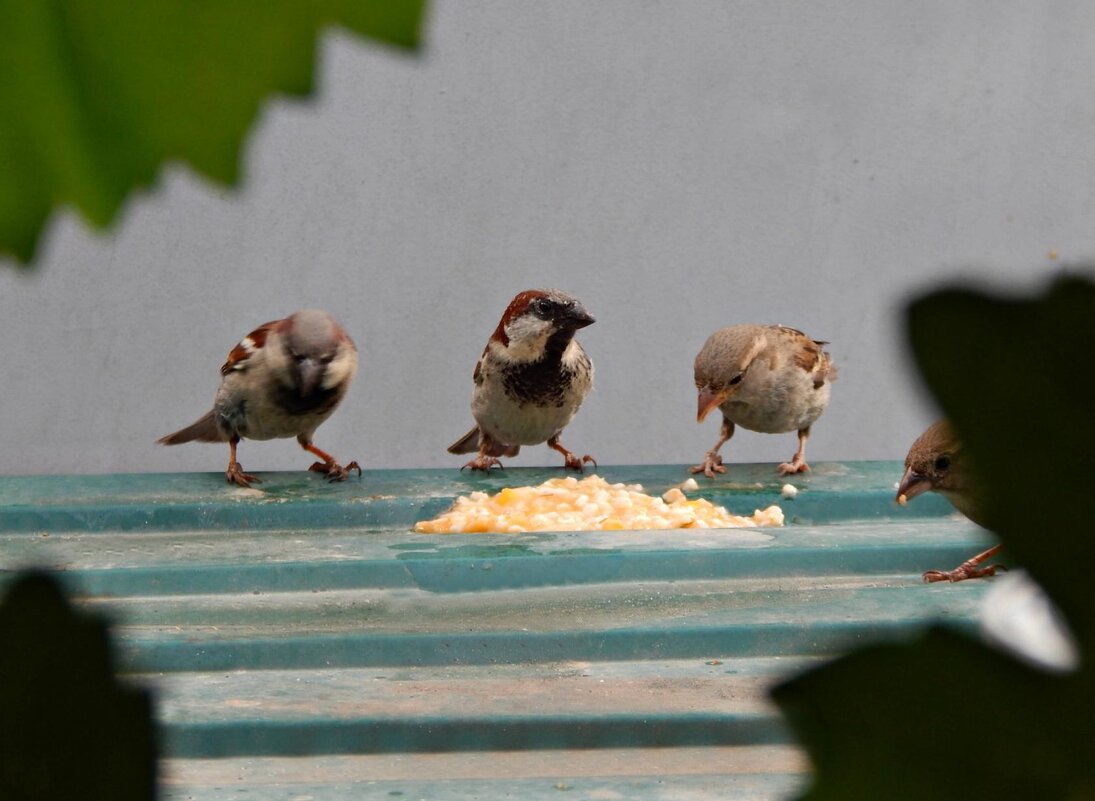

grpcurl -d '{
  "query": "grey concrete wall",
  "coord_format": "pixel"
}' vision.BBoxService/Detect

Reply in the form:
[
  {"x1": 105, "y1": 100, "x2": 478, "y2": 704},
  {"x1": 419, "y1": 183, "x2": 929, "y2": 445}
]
[{"x1": 2, "y1": 1, "x2": 1093, "y2": 475}]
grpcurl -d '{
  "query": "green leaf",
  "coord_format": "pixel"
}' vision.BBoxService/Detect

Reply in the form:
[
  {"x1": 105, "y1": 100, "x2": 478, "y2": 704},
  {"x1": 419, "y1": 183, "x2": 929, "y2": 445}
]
[
  {"x1": 772, "y1": 274, "x2": 1095, "y2": 800},
  {"x1": 908, "y1": 277, "x2": 1095, "y2": 656},
  {"x1": 0, "y1": 0, "x2": 426, "y2": 264},
  {"x1": 0, "y1": 571, "x2": 157, "y2": 799}
]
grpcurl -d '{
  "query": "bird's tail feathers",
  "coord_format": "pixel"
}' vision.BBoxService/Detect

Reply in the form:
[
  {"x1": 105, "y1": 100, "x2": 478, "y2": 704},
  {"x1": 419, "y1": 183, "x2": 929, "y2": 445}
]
[
  {"x1": 447, "y1": 426, "x2": 481, "y2": 455},
  {"x1": 158, "y1": 411, "x2": 225, "y2": 445},
  {"x1": 447, "y1": 426, "x2": 520, "y2": 457}
]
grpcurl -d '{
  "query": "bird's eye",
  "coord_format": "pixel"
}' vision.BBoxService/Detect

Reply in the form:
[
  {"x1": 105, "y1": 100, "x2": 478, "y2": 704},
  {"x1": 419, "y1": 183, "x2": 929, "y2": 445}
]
[
  {"x1": 532, "y1": 298, "x2": 552, "y2": 318},
  {"x1": 728, "y1": 374, "x2": 743, "y2": 386},
  {"x1": 934, "y1": 455, "x2": 951, "y2": 471}
]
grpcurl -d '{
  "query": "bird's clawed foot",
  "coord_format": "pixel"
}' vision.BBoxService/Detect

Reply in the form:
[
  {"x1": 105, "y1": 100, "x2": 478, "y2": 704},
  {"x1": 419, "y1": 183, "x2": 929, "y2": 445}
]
[
  {"x1": 461, "y1": 456, "x2": 504, "y2": 472},
  {"x1": 778, "y1": 458, "x2": 810, "y2": 475},
  {"x1": 309, "y1": 460, "x2": 362, "y2": 482},
  {"x1": 226, "y1": 461, "x2": 261, "y2": 488},
  {"x1": 547, "y1": 437, "x2": 595, "y2": 472},
  {"x1": 922, "y1": 545, "x2": 1005, "y2": 583},
  {"x1": 690, "y1": 451, "x2": 727, "y2": 479},
  {"x1": 922, "y1": 563, "x2": 1006, "y2": 583},
  {"x1": 562, "y1": 452, "x2": 597, "y2": 472}
]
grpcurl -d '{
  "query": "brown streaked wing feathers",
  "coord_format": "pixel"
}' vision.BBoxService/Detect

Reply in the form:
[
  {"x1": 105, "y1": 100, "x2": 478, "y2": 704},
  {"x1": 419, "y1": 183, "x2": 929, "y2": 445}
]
[{"x1": 220, "y1": 321, "x2": 279, "y2": 376}]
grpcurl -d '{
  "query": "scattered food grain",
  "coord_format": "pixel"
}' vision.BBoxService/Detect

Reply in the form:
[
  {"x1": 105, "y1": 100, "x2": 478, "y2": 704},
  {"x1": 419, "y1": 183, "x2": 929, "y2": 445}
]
[{"x1": 414, "y1": 475, "x2": 784, "y2": 533}]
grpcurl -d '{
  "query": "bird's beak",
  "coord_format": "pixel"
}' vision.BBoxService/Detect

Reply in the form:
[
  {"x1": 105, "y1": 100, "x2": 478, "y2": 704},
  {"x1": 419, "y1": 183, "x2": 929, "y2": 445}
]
[
  {"x1": 297, "y1": 358, "x2": 323, "y2": 396},
  {"x1": 696, "y1": 387, "x2": 729, "y2": 423},
  {"x1": 895, "y1": 468, "x2": 932, "y2": 505},
  {"x1": 560, "y1": 303, "x2": 595, "y2": 330}
]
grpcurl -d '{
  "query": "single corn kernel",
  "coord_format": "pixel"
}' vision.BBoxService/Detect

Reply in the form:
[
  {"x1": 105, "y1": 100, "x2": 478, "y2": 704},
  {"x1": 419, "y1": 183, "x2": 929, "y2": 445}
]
[{"x1": 662, "y1": 487, "x2": 686, "y2": 504}]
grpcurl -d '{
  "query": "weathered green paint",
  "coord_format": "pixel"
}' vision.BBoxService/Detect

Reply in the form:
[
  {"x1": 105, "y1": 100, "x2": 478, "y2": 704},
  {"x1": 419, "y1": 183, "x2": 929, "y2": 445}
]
[
  {"x1": 0, "y1": 463, "x2": 992, "y2": 800},
  {"x1": 0, "y1": 462, "x2": 953, "y2": 532}
]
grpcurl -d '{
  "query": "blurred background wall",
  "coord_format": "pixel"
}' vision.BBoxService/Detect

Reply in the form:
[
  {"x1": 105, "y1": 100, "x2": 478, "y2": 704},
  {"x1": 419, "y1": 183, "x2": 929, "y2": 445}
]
[{"x1": 2, "y1": 0, "x2": 1093, "y2": 475}]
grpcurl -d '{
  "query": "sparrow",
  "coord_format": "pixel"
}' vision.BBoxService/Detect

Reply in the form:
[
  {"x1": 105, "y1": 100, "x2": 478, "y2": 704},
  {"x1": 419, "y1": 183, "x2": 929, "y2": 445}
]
[
  {"x1": 896, "y1": 419, "x2": 1004, "y2": 582},
  {"x1": 691, "y1": 324, "x2": 835, "y2": 478},
  {"x1": 448, "y1": 289, "x2": 596, "y2": 471},
  {"x1": 159, "y1": 309, "x2": 360, "y2": 488}
]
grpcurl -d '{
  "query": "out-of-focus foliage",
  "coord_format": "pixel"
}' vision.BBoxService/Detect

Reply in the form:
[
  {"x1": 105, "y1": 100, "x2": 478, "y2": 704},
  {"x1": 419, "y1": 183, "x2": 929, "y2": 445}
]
[
  {"x1": 0, "y1": 0, "x2": 426, "y2": 264},
  {"x1": 773, "y1": 275, "x2": 1095, "y2": 800},
  {"x1": 0, "y1": 571, "x2": 157, "y2": 800}
]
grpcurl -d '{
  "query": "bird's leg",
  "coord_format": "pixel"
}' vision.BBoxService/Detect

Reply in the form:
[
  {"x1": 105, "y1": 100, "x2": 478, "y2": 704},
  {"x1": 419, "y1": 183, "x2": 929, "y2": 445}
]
[
  {"x1": 778, "y1": 426, "x2": 812, "y2": 475},
  {"x1": 225, "y1": 437, "x2": 260, "y2": 487},
  {"x1": 548, "y1": 435, "x2": 596, "y2": 472},
  {"x1": 459, "y1": 430, "x2": 511, "y2": 472},
  {"x1": 460, "y1": 451, "x2": 504, "y2": 472},
  {"x1": 299, "y1": 437, "x2": 361, "y2": 482},
  {"x1": 923, "y1": 545, "x2": 1006, "y2": 583},
  {"x1": 691, "y1": 417, "x2": 734, "y2": 478}
]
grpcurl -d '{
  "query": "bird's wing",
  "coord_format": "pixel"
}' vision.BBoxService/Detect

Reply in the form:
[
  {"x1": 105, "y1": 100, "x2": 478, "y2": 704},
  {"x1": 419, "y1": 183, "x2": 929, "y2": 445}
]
[
  {"x1": 220, "y1": 320, "x2": 281, "y2": 376},
  {"x1": 772, "y1": 326, "x2": 835, "y2": 386}
]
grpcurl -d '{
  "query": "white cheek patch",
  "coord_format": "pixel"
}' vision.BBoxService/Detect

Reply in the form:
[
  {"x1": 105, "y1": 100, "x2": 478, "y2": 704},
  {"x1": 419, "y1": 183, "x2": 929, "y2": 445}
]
[
  {"x1": 503, "y1": 316, "x2": 553, "y2": 362},
  {"x1": 322, "y1": 348, "x2": 358, "y2": 389},
  {"x1": 506, "y1": 315, "x2": 552, "y2": 342},
  {"x1": 562, "y1": 340, "x2": 588, "y2": 371}
]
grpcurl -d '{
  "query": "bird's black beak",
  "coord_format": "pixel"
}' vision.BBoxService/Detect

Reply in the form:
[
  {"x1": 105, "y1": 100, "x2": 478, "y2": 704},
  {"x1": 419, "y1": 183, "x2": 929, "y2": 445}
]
[
  {"x1": 297, "y1": 358, "x2": 323, "y2": 396},
  {"x1": 895, "y1": 468, "x2": 932, "y2": 505},
  {"x1": 559, "y1": 303, "x2": 595, "y2": 330}
]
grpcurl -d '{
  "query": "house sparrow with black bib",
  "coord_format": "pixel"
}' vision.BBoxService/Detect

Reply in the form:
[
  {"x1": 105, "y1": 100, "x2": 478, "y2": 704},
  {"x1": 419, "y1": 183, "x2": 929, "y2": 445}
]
[
  {"x1": 692, "y1": 324, "x2": 836, "y2": 478},
  {"x1": 159, "y1": 309, "x2": 360, "y2": 488},
  {"x1": 448, "y1": 289, "x2": 596, "y2": 471},
  {"x1": 896, "y1": 419, "x2": 1004, "y2": 582}
]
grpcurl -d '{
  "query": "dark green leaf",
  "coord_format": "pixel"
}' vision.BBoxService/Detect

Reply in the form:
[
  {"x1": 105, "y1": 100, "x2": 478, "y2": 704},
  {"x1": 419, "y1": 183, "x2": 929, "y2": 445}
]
[
  {"x1": 0, "y1": 571, "x2": 157, "y2": 800},
  {"x1": 773, "y1": 274, "x2": 1095, "y2": 799},
  {"x1": 0, "y1": 0, "x2": 426, "y2": 264},
  {"x1": 773, "y1": 626, "x2": 1094, "y2": 801},
  {"x1": 908, "y1": 276, "x2": 1095, "y2": 656}
]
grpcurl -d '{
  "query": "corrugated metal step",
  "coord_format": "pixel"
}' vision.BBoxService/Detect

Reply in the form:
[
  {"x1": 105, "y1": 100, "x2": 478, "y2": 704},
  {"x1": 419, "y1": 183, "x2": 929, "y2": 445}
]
[
  {"x1": 0, "y1": 462, "x2": 954, "y2": 533},
  {"x1": 8, "y1": 517, "x2": 982, "y2": 595},
  {"x1": 102, "y1": 573, "x2": 984, "y2": 673},
  {"x1": 0, "y1": 464, "x2": 995, "y2": 799},
  {"x1": 161, "y1": 747, "x2": 808, "y2": 800},
  {"x1": 150, "y1": 657, "x2": 807, "y2": 758}
]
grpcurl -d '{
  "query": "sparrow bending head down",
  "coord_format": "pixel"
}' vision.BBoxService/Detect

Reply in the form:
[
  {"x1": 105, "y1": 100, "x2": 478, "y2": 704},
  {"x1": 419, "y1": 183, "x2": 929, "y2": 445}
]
[
  {"x1": 896, "y1": 420, "x2": 1003, "y2": 582},
  {"x1": 691, "y1": 324, "x2": 835, "y2": 478},
  {"x1": 159, "y1": 309, "x2": 360, "y2": 487}
]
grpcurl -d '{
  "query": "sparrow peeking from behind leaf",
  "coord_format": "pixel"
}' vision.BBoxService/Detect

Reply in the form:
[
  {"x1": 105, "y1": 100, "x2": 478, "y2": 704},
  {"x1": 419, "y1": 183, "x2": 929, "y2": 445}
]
[
  {"x1": 448, "y1": 289, "x2": 596, "y2": 471},
  {"x1": 160, "y1": 309, "x2": 360, "y2": 488},
  {"x1": 691, "y1": 324, "x2": 836, "y2": 478},
  {"x1": 896, "y1": 419, "x2": 1004, "y2": 582}
]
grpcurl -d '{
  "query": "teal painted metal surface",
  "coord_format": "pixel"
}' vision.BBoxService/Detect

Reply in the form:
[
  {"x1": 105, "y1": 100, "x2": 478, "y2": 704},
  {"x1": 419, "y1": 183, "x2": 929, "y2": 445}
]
[
  {"x1": 0, "y1": 463, "x2": 995, "y2": 800},
  {"x1": 0, "y1": 462, "x2": 953, "y2": 531}
]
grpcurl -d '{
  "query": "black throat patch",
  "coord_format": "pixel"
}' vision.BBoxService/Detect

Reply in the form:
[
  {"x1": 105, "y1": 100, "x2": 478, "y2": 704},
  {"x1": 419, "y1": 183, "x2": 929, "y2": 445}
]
[
  {"x1": 501, "y1": 330, "x2": 583, "y2": 408},
  {"x1": 272, "y1": 381, "x2": 343, "y2": 417}
]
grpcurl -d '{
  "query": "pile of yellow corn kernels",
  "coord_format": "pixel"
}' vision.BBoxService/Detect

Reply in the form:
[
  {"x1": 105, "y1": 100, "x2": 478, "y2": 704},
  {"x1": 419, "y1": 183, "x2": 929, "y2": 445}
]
[{"x1": 414, "y1": 475, "x2": 784, "y2": 533}]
